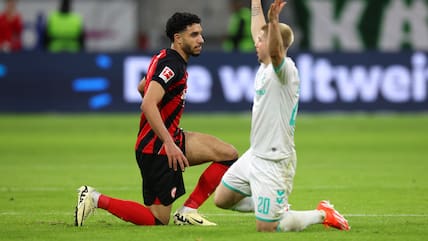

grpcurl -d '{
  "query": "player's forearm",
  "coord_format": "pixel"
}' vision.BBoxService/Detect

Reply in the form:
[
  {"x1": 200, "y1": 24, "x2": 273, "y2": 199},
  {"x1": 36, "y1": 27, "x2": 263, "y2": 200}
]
[
  {"x1": 141, "y1": 101, "x2": 174, "y2": 145},
  {"x1": 251, "y1": 0, "x2": 266, "y2": 42},
  {"x1": 267, "y1": 0, "x2": 285, "y2": 67},
  {"x1": 268, "y1": 20, "x2": 284, "y2": 66}
]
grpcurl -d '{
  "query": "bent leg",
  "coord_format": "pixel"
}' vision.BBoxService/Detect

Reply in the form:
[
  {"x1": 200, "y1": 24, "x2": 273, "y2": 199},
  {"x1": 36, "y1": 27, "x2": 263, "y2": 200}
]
[
  {"x1": 256, "y1": 220, "x2": 279, "y2": 232},
  {"x1": 182, "y1": 162, "x2": 229, "y2": 208},
  {"x1": 184, "y1": 131, "x2": 238, "y2": 165},
  {"x1": 148, "y1": 204, "x2": 173, "y2": 225},
  {"x1": 214, "y1": 182, "x2": 246, "y2": 209},
  {"x1": 180, "y1": 131, "x2": 238, "y2": 210},
  {"x1": 215, "y1": 150, "x2": 254, "y2": 211}
]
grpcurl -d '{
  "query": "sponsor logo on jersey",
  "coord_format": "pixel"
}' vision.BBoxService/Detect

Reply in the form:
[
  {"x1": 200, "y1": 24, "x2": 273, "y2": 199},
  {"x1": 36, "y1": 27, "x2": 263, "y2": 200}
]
[
  {"x1": 159, "y1": 66, "x2": 175, "y2": 83},
  {"x1": 171, "y1": 187, "x2": 177, "y2": 198}
]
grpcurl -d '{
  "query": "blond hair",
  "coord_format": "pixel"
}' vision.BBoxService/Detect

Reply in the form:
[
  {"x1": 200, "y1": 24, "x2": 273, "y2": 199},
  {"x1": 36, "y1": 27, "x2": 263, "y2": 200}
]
[{"x1": 261, "y1": 23, "x2": 294, "y2": 49}]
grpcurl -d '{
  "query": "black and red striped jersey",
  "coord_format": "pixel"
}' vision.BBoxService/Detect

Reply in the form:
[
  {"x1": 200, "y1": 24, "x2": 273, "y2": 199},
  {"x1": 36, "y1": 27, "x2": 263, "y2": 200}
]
[{"x1": 135, "y1": 48, "x2": 188, "y2": 155}]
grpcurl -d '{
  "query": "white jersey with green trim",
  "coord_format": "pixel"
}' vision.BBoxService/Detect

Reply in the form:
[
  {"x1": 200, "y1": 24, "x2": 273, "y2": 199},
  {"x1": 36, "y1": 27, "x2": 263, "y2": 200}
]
[{"x1": 250, "y1": 57, "x2": 300, "y2": 160}]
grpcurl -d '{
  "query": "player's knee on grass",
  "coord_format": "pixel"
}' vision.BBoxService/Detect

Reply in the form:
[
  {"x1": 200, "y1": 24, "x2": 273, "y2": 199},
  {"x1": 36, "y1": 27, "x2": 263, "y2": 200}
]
[
  {"x1": 256, "y1": 220, "x2": 278, "y2": 232},
  {"x1": 214, "y1": 185, "x2": 234, "y2": 209},
  {"x1": 214, "y1": 185, "x2": 246, "y2": 210}
]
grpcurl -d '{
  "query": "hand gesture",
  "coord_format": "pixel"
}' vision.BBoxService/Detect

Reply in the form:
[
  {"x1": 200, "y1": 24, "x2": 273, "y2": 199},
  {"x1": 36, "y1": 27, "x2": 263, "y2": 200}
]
[
  {"x1": 163, "y1": 140, "x2": 189, "y2": 172},
  {"x1": 268, "y1": 0, "x2": 286, "y2": 22}
]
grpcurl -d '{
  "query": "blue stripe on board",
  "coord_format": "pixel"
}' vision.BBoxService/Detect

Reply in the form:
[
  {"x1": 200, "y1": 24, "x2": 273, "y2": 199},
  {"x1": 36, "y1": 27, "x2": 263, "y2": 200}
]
[
  {"x1": 89, "y1": 93, "x2": 112, "y2": 109},
  {"x1": 73, "y1": 78, "x2": 109, "y2": 92},
  {"x1": 0, "y1": 64, "x2": 7, "y2": 77}
]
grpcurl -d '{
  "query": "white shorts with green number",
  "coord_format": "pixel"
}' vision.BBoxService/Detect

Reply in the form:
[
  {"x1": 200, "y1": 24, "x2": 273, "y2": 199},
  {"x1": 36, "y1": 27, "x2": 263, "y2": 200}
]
[{"x1": 221, "y1": 149, "x2": 297, "y2": 222}]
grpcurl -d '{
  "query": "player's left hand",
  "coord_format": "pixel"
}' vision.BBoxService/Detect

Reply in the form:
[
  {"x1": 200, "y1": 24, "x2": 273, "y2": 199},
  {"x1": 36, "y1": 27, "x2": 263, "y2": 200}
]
[{"x1": 268, "y1": 0, "x2": 286, "y2": 22}]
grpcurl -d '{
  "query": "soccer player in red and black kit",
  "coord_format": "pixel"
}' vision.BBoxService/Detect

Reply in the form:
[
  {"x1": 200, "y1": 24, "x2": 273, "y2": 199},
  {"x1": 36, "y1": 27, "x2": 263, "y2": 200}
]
[{"x1": 74, "y1": 12, "x2": 238, "y2": 226}]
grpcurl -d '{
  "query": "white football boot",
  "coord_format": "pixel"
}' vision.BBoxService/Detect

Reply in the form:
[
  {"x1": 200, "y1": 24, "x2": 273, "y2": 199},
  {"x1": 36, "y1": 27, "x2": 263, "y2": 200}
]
[
  {"x1": 173, "y1": 209, "x2": 217, "y2": 226},
  {"x1": 74, "y1": 185, "x2": 96, "y2": 226}
]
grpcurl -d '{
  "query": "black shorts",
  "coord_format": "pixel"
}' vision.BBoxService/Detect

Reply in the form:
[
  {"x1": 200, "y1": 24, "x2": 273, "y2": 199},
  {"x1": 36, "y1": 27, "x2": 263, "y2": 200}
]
[
  {"x1": 135, "y1": 153, "x2": 185, "y2": 206},
  {"x1": 135, "y1": 129, "x2": 186, "y2": 206}
]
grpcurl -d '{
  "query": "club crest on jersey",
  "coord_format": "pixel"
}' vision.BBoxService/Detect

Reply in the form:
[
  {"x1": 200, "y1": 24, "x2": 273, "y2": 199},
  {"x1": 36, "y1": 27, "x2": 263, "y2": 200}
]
[
  {"x1": 171, "y1": 187, "x2": 177, "y2": 198},
  {"x1": 159, "y1": 66, "x2": 175, "y2": 83}
]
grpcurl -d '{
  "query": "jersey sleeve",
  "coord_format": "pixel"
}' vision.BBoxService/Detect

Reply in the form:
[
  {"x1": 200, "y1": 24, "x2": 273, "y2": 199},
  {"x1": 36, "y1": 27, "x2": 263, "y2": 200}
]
[{"x1": 150, "y1": 57, "x2": 180, "y2": 90}]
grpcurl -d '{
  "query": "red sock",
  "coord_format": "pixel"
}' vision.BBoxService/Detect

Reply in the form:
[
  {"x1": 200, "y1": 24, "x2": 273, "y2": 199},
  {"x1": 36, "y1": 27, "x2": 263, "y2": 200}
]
[
  {"x1": 98, "y1": 194, "x2": 157, "y2": 225},
  {"x1": 184, "y1": 162, "x2": 229, "y2": 209}
]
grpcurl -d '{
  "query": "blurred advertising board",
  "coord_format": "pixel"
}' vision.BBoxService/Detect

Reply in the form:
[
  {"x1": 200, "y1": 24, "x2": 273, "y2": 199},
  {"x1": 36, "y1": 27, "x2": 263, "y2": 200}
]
[{"x1": 0, "y1": 51, "x2": 427, "y2": 113}]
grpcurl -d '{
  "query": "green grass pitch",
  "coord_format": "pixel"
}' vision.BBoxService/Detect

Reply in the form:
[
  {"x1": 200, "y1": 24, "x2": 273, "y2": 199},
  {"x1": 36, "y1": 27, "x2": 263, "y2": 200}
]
[{"x1": 1, "y1": 113, "x2": 427, "y2": 241}]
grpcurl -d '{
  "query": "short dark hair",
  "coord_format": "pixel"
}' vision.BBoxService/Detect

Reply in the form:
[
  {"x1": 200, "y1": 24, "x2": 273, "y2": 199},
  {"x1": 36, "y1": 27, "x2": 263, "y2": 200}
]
[{"x1": 165, "y1": 12, "x2": 201, "y2": 42}]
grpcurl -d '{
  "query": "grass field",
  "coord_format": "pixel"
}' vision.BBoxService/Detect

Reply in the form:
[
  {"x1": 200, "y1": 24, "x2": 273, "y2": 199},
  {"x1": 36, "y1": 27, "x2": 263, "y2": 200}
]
[{"x1": 1, "y1": 113, "x2": 427, "y2": 241}]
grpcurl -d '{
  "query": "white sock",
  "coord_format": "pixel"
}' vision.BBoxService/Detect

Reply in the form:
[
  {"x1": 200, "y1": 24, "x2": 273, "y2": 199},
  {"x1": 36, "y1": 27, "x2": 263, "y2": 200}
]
[
  {"x1": 277, "y1": 210, "x2": 324, "y2": 232},
  {"x1": 178, "y1": 206, "x2": 197, "y2": 213},
  {"x1": 91, "y1": 191, "x2": 100, "y2": 208},
  {"x1": 231, "y1": 197, "x2": 254, "y2": 212}
]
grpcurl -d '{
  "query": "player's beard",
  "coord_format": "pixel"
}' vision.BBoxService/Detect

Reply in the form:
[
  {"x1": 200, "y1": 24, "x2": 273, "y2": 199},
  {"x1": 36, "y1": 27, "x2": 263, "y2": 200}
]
[{"x1": 183, "y1": 43, "x2": 201, "y2": 57}]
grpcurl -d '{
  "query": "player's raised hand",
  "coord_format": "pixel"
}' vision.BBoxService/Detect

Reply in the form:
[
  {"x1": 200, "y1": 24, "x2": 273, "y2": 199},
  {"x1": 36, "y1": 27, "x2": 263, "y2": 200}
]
[{"x1": 268, "y1": 0, "x2": 286, "y2": 22}]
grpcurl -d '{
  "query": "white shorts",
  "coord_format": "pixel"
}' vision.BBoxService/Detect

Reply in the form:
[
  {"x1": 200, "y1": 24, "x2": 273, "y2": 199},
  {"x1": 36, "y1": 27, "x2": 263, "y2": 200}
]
[{"x1": 221, "y1": 149, "x2": 296, "y2": 222}]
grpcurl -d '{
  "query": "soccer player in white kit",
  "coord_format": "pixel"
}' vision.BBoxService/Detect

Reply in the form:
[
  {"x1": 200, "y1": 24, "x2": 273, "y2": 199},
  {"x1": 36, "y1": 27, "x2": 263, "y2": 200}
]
[{"x1": 214, "y1": 0, "x2": 350, "y2": 232}]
